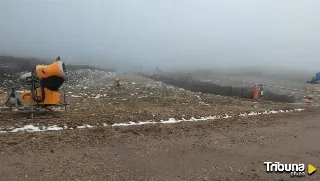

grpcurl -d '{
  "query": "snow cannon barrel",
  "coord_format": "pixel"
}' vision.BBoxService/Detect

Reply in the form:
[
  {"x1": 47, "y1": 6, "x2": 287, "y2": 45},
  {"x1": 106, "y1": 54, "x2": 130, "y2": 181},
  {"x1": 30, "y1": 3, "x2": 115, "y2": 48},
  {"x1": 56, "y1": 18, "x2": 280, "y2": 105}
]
[
  {"x1": 34, "y1": 59, "x2": 66, "y2": 92},
  {"x1": 35, "y1": 60, "x2": 66, "y2": 80}
]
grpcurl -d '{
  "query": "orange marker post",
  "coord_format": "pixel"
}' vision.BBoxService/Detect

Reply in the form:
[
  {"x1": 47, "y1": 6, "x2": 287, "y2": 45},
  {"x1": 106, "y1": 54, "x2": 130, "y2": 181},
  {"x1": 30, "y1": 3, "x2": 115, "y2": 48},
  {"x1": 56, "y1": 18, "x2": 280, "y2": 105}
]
[{"x1": 252, "y1": 86, "x2": 259, "y2": 101}]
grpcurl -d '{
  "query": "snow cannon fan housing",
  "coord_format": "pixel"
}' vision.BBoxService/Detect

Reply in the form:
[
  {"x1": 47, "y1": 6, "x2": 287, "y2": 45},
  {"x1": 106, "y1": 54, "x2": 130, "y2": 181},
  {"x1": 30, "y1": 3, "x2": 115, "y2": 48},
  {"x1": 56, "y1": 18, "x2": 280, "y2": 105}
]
[
  {"x1": 19, "y1": 60, "x2": 67, "y2": 105},
  {"x1": 34, "y1": 60, "x2": 66, "y2": 90}
]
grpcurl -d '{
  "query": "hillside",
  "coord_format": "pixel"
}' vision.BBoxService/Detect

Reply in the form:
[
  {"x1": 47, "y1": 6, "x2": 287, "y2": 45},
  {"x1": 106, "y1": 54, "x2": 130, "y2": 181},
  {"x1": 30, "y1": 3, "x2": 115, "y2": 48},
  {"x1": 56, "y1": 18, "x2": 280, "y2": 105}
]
[{"x1": 0, "y1": 56, "x2": 115, "y2": 75}]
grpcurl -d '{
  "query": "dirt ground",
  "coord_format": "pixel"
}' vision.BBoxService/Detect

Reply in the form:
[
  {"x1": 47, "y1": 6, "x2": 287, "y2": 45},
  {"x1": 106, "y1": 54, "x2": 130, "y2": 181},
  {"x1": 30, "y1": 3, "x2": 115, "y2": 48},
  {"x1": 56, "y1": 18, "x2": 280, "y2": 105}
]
[
  {"x1": 0, "y1": 73, "x2": 319, "y2": 181},
  {"x1": 0, "y1": 108, "x2": 319, "y2": 181},
  {"x1": 0, "y1": 74, "x2": 303, "y2": 130}
]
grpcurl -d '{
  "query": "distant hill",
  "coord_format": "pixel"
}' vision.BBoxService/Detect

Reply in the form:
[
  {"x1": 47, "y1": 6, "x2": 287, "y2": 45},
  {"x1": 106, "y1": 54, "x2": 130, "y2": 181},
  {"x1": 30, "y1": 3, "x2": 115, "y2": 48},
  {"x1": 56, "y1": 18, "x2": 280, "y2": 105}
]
[{"x1": 0, "y1": 56, "x2": 115, "y2": 75}]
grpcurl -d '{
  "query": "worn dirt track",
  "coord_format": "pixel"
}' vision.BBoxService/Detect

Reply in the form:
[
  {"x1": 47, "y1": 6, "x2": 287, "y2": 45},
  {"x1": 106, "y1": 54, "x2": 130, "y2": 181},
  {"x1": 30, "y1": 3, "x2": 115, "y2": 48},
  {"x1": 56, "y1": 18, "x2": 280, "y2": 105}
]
[{"x1": 0, "y1": 108, "x2": 319, "y2": 181}]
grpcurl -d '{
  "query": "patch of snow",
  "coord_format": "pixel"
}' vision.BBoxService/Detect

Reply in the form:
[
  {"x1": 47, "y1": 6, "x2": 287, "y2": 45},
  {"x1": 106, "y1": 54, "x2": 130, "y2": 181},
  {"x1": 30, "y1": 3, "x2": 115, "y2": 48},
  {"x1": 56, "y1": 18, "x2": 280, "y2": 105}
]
[
  {"x1": 0, "y1": 109, "x2": 305, "y2": 133},
  {"x1": 137, "y1": 121, "x2": 157, "y2": 125},
  {"x1": 77, "y1": 124, "x2": 94, "y2": 129},
  {"x1": 161, "y1": 118, "x2": 179, "y2": 124},
  {"x1": 248, "y1": 112, "x2": 258, "y2": 116},
  {"x1": 223, "y1": 114, "x2": 232, "y2": 118},
  {"x1": 10, "y1": 125, "x2": 41, "y2": 132},
  {"x1": 112, "y1": 121, "x2": 138, "y2": 126},
  {"x1": 294, "y1": 108, "x2": 304, "y2": 111},
  {"x1": 71, "y1": 95, "x2": 81, "y2": 97},
  {"x1": 47, "y1": 125, "x2": 64, "y2": 131},
  {"x1": 199, "y1": 102, "x2": 210, "y2": 106},
  {"x1": 8, "y1": 125, "x2": 64, "y2": 132}
]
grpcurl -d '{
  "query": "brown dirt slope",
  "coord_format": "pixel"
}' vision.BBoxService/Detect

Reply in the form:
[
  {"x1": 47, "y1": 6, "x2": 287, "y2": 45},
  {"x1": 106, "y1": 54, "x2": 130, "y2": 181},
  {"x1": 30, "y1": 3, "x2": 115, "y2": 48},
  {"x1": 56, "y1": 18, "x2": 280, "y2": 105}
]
[
  {"x1": 0, "y1": 74, "x2": 304, "y2": 129},
  {"x1": 0, "y1": 109, "x2": 319, "y2": 181}
]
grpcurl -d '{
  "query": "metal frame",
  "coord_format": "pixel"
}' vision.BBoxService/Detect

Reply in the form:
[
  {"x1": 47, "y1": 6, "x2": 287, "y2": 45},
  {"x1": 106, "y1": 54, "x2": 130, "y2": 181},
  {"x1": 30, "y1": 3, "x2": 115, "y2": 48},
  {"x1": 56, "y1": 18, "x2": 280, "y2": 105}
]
[{"x1": 3, "y1": 87, "x2": 68, "y2": 119}]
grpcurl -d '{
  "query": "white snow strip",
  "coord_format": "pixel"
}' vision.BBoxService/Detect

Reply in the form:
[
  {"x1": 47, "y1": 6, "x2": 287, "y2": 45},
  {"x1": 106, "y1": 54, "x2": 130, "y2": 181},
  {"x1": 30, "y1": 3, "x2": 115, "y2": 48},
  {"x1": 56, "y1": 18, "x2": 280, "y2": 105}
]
[
  {"x1": 94, "y1": 94, "x2": 101, "y2": 99},
  {"x1": 71, "y1": 95, "x2": 81, "y2": 98},
  {"x1": 10, "y1": 125, "x2": 41, "y2": 132},
  {"x1": 47, "y1": 125, "x2": 64, "y2": 131},
  {"x1": 295, "y1": 108, "x2": 304, "y2": 111},
  {"x1": 248, "y1": 112, "x2": 258, "y2": 116},
  {"x1": 8, "y1": 125, "x2": 64, "y2": 132},
  {"x1": 223, "y1": 115, "x2": 232, "y2": 118},
  {"x1": 77, "y1": 124, "x2": 94, "y2": 129},
  {"x1": 199, "y1": 102, "x2": 210, "y2": 106},
  {"x1": 0, "y1": 109, "x2": 305, "y2": 133}
]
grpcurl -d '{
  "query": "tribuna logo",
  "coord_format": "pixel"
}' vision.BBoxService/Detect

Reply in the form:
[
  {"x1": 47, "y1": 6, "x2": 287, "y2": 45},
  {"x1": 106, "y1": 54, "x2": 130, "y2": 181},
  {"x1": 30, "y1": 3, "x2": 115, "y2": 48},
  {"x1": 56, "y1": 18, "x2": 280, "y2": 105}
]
[{"x1": 264, "y1": 162, "x2": 305, "y2": 177}]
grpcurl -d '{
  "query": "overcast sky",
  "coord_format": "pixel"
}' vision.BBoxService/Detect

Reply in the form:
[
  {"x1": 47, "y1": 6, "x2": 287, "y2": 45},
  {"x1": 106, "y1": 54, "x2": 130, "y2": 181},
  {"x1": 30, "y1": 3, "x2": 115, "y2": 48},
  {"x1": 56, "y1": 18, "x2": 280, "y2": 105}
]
[{"x1": 0, "y1": 0, "x2": 319, "y2": 71}]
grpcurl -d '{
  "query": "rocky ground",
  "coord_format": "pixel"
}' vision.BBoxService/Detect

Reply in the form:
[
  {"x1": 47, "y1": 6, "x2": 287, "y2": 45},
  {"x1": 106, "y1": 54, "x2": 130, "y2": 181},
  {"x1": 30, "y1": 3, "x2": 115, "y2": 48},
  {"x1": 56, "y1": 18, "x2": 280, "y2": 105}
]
[
  {"x1": 0, "y1": 107, "x2": 319, "y2": 181},
  {"x1": 0, "y1": 68, "x2": 318, "y2": 181},
  {"x1": 0, "y1": 70, "x2": 305, "y2": 131}
]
